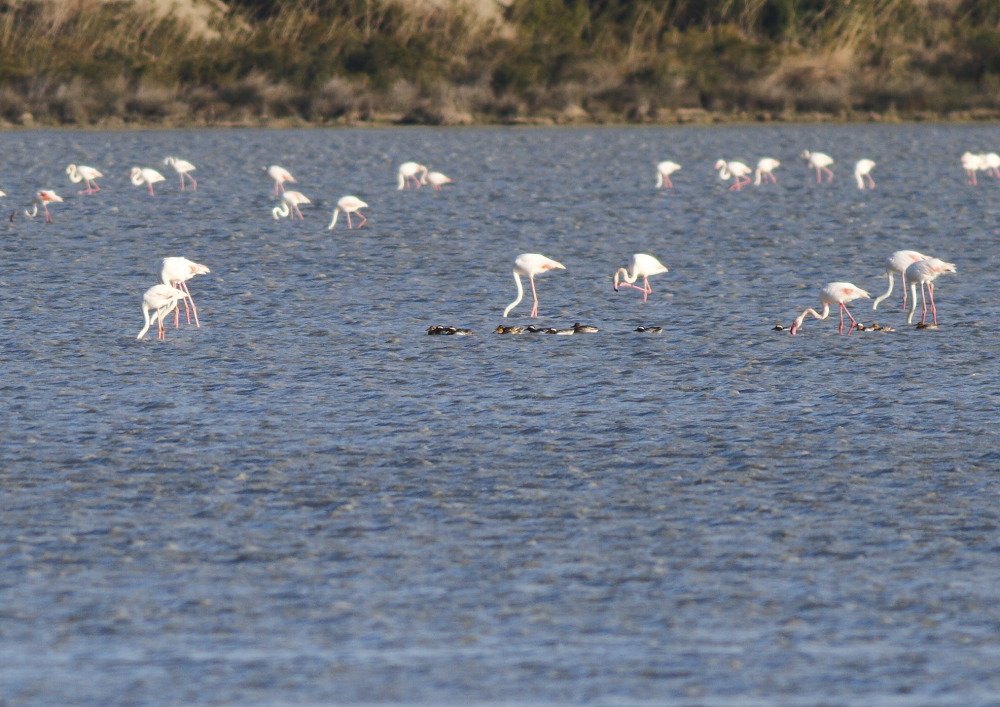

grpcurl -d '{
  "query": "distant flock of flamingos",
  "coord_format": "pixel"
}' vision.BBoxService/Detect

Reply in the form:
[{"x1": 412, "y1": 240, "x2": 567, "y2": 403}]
[{"x1": 0, "y1": 149, "x2": 969, "y2": 340}]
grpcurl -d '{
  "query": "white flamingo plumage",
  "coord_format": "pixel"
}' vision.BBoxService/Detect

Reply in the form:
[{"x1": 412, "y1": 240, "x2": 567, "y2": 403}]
[
  {"x1": 854, "y1": 159, "x2": 876, "y2": 189},
  {"x1": 754, "y1": 158, "x2": 780, "y2": 185},
  {"x1": 328, "y1": 196, "x2": 368, "y2": 230},
  {"x1": 130, "y1": 167, "x2": 166, "y2": 196},
  {"x1": 66, "y1": 164, "x2": 103, "y2": 194},
  {"x1": 961, "y1": 152, "x2": 984, "y2": 185},
  {"x1": 503, "y1": 253, "x2": 566, "y2": 318},
  {"x1": 655, "y1": 161, "x2": 681, "y2": 188},
  {"x1": 424, "y1": 172, "x2": 452, "y2": 190},
  {"x1": 161, "y1": 256, "x2": 210, "y2": 328},
  {"x1": 790, "y1": 282, "x2": 870, "y2": 335},
  {"x1": 398, "y1": 162, "x2": 428, "y2": 190},
  {"x1": 906, "y1": 257, "x2": 957, "y2": 326},
  {"x1": 872, "y1": 250, "x2": 928, "y2": 311},
  {"x1": 801, "y1": 150, "x2": 835, "y2": 183},
  {"x1": 137, "y1": 284, "x2": 188, "y2": 340},
  {"x1": 266, "y1": 165, "x2": 296, "y2": 194},
  {"x1": 18, "y1": 190, "x2": 64, "y2": 223},
  {"x1": 613, "y1": 254, "x2": 669, "y2": 303},
  {"x1": 164, "y1": 157, "x2": 197, "y2": 191},
  {"x1": 715, "y1": 160, "x2": 753, "y2": 190},
  {"x1": 272, "y1": 191, "x2": 310, "y2": 220}
]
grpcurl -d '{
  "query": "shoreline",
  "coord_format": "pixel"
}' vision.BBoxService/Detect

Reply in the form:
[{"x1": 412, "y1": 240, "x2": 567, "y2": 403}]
[{"x1": 4, "y1": 108, "x2": 1000, "y2": 131}]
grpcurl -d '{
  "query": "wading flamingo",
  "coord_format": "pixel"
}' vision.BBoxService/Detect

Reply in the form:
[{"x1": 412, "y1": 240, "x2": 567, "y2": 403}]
[
  {"x1": 14, "y1": 190, "x2": 64, "y2": 223},
  {"x1": 655, "y1": 161, "x2": 681, "y2": 188},
  {"x1": 265, "y1": 165, "x2": 296, "y2": 194},
  {"x1": 872, "y1": 250, "x2": 928, "y2": 310},
  {"x1": 790, "y1": 282, "x2": 870, "y2": 335},
  {"x1": 161, "y1": 256, "x2": 210, "y2": 328},
  {"x1": 66, "y1": 164, "x2": 103, "y2": 194},
  {"x1": 715, "y1": 160, "x2": 753, "y2": 190},
  {"x1": 272, "y1": 191, "x2": 310, "y2": 219},
  {"x1": 906, "y1": 257, "x2": 957, "y2": 326},
  {"x1": 137, "y1": 284, "x2": 188, "y2": 340},
  {"x1": 503, "y1": 253, "x2": 566, "y2": 318},
  {"x1": 961, "y1": 152, "x2": 983, "y2": 185},
  {"x1": 164, "y1": 157, "x2": 197, "y2": 191},
  {"x1": 983, "y1": 152, "x2": 1000, "y2": 179},
  {"x1": 130, "y1": 167, "x2": 166, "y2": 196},
  {"x1": 801, "y1": 150, "x2": 834, "y2": 183},
  {"x1": 754, "y1": 158, "x2": 780, "y2": 185},
  {"x1": 424, "y1": 172, "x2": 453, "y2": 190},
  {"x1": 613, "y1": 254, "x2": 669, "y2": 303},
  {"x1": 854, "y1": 159, "x2": 876, "y2": 189},
  {"x1": 398, "y1": 162, "x2": 428, "y2": 190},
  {"x1": 328, "y1": 196, "x2": 368, "y2": 229}
]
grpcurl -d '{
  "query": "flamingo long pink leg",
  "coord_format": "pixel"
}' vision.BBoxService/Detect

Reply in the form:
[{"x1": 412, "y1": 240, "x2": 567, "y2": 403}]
[{"x1": 529, "y1": 275, "x2": 539, "y2": 317}]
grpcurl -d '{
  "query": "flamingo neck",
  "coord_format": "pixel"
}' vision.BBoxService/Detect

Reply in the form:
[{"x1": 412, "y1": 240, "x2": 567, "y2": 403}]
[
  {"x1": 614, "y1": 267, "x2": 638, "y2": 289},
  {"x1": 130, "y1": 170, "x2": 144, "y2": 186},
  {"x1": 328, "y1": 209, "x2": 340, "y2": 229},
  {"x1": 272, "y1": 203, "x2": 289, "y2": 220},
  {"x1": 503, "y1": 271, "x2": 524, "y2": 317},
  {"x1": 793, "y1": 303, "x2": 830, "y2": 331},
  {"x1": 137, "y1": 303, "x2": 154, "y2": 339},
  {"x1": 872, "y1": 272, "x2": 895, "y2": 310}
]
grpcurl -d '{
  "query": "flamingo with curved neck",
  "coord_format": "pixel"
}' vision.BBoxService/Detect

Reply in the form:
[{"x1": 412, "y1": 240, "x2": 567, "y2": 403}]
[
  {"x1": 791, "y1": 282, "x2": 870, "y2": 335},
  {"x1": 503, "y1": 253, "x2": 566, "y2": 318},
  {"x1": 872, "y1": 250, "x2": 928, "y2": 311},
  {"x1": 613, "y1": 254, "x2": 668, "y2": 303},
  {"x1": 137, "y1": 284, "x2": 188, "y2": 340},
  {"x1": 906, "y1": 257, "x2": 957, "y2": 326}
]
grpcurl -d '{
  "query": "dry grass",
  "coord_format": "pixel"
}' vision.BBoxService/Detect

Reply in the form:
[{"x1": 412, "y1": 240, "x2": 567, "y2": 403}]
[{"x1": 0, "y1": 0, "x2": 998, "y2": 125}]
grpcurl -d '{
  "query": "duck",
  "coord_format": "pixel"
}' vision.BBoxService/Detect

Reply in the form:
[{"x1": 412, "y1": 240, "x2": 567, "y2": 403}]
[{"x1": 572, "y1": 322, "x2": 599, "y2": 333}]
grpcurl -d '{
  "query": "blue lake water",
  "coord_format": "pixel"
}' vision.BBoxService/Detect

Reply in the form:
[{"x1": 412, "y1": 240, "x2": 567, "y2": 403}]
[{"x1": 2, "y1": 124, "x2": 1000, "y2": 705}]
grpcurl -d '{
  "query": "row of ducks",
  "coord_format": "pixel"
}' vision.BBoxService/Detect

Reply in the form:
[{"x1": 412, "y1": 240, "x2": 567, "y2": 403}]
[{"x1": 428, "y1": 322, "x2": 644, "y2": 336}]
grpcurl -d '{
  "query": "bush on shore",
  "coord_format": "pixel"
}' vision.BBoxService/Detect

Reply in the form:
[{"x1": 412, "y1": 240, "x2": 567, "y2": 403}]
[{"x1": 2, "y1": 0, "x2": 1000, "y2": 127}]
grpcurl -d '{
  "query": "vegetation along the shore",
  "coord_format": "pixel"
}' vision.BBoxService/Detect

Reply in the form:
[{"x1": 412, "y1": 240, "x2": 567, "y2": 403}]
[{"x1": 4, "y1": 0, "x2": 1000, "y2": 127}]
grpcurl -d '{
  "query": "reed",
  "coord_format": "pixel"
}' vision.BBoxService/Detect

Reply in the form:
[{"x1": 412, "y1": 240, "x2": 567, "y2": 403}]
[{"x1": 0, "y1": 0, "x2": 998, "y2": 126}]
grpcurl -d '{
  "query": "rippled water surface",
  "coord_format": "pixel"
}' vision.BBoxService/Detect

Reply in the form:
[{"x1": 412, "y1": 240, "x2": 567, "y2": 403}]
[{"x1": 3, "y1": 125, "x2": 1000, "y2": 705}]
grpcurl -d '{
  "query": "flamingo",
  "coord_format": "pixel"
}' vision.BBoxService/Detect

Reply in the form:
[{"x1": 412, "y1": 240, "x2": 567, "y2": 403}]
[
  {"x1": 328, "y1": 196, "x2": 368, "y2": 229},
  {"x1": 161, "y1": 256, "x2": 210, "y2": 328},
  {"x1": 872, "y1": 250, "x2": 929, "y2": 310},
  {"x1": 65, "y1": 164, "x2": 103, "y2": 194},
  {"x1": 906, "y1": 257, "x2": 957, "y2": 326},
  {"x1": 130, "y1": 167, "x2": 166, "y2": 196},
  {"x1": 265, "y1": 165, "x2": 296, "y2": 194},
  {"x1": 272, "y1": 191, "x2": 310, "y2": 219},
  {"x1": 503, "y1": 253, "x2": 566, "y2": 318},
  {"x1": 424, "y1": 172, "x2": 452, "y2": 190},
  {"x1": 790, "y1": 282, "x2": 870, "y2": 335},
  {"x1": 398, "y1": 162, "x2": 428, "y2": 190},
  {"x1": 854, "y1": 159, "x2": 876, "y2": 189},
  {"x1": 961, "y1": 152, "x2": 984, "y2": 185},
  {"x1": 984, "y1": 152, "x2": 1000, "y2": 178},
  {"x1": 655, "y1": 161, "x2": 681, "y2": 188},
  {"x1": 164, "y1": 157, "x2": 197, "y2": 191},
  {"x1": 136, "y1": 284, "x2": 188, "y2": 340},
  {"x1": 754, "y1": 158, "x2": 780, "y2": 185},
  {"x1": 801, "y1": 150, "x2": 835, "y2": 183},
  {"x1": 715, "y1": 160, "x2": 753, "y2": 190},
  {"x1": 613, "y1": 254, "x2": 669, "y2": 303},
  {"x1": 16, "y1": 190, "x2": 63, "y2": 223}
]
